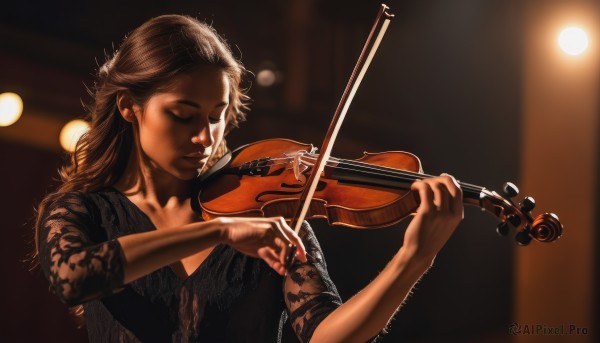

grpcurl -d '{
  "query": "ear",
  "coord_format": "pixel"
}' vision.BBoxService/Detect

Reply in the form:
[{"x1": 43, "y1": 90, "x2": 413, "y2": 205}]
[{"x1": 116, "y1": 91, "x2": 141, "y2": 123}]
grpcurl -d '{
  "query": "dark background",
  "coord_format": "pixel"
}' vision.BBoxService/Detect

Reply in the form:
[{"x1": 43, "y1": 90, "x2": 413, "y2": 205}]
[{"x1": 0, "y1": 0, "x2": 594, "y2": 342}]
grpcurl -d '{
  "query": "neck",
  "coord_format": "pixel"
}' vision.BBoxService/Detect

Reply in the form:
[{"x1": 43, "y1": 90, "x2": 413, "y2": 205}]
[{"x1": 115, "y1": 149, "x2": 191, "y2": 207}]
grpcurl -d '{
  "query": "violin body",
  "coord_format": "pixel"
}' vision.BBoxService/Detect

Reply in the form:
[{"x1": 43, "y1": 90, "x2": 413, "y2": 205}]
[{"x1": 200, "y1": 138, "x2": 423, "y2": 228}]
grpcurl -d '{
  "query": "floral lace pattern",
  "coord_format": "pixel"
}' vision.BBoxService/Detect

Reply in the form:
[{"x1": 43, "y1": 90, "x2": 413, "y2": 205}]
[
  {"x1": 284, "y1": 223, "x2": 342, "y2": 342},
  {"x1": 37, "y1": 190, "x2": 342, "y2": 342},
  {"x1": 38, "y1": 192, "x2": 124, "y2": 306}
]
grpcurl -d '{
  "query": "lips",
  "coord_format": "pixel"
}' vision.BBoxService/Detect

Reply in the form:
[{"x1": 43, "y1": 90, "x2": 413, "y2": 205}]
[
  {"x1": 182, "y1": 152, "x2": 210, "y2": 165},
  {"x1": 184, "y1": 150, "x2": 210, "y2": 157}
]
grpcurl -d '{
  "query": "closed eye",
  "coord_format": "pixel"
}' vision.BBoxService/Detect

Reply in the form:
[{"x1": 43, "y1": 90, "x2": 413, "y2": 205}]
[
  {"x1": 209, "y1": 104, "x2": 228, "y2": 124},
  {"x1": 167, "y1": 111, "x2": 193, "y2": 123},
  {"x1": 209, "y1": 114, "x2": 224, "y2": 124}
]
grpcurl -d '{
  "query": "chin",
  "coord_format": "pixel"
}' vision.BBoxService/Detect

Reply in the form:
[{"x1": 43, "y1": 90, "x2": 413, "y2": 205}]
[
  {"x1": 169, "y1": 161, "x2": 205, "y2": 181},
  {"x1": 176, "y1": 171, "x2": 200, "y2": 181}
]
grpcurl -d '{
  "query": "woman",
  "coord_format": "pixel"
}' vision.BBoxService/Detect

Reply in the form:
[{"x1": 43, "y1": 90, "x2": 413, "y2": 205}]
[{"x1": 35, "y1": 14, "x2": 463, "y2": 342}]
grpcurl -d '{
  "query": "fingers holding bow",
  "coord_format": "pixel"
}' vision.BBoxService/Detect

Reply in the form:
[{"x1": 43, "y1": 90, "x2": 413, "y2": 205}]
[{"x1": 219, "y1": 216, "x2": 307, "y2": 276}]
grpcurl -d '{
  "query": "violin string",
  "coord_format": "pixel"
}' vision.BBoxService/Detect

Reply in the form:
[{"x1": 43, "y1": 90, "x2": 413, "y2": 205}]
[
  {"x1": 337, "y1": 161, "x2": 484, "y2": 193},
  {"x1": 302, "y1": 154, "x2": 484, "y2": 193},
  {"x1": 304, "y1": 155, "x2": 483, "y2": 192},
  {"x1": 239, "y1": 154, "x2": 484, "y2": 193}
]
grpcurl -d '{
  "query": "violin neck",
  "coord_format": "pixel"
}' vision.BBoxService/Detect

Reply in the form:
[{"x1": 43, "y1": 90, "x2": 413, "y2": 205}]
[{"x1": 327, "y1": 159, "x2": 486, "y2": 205}]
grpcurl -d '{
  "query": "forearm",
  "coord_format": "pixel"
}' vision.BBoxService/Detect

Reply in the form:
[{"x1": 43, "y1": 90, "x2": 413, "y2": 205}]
[
  {"x1": 118, "y1": 221, "x2": 225, "y2": 283},
  {"x1": 310, "y1": 248, "x2": 433, "y2": 343}
]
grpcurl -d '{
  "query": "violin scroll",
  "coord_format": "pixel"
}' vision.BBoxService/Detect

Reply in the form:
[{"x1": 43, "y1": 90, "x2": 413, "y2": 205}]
[
  {"x1": 530, "y1": 213, "x2": 563, "y2": 243},
  {"x1": 485, "y1": 182, "x2": 563, "y2": 245}
]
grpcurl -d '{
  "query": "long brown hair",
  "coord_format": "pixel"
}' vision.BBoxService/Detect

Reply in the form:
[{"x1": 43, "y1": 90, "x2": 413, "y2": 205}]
[{"x1": 33, "y1": 14, "x2": 249, "y2": 270}]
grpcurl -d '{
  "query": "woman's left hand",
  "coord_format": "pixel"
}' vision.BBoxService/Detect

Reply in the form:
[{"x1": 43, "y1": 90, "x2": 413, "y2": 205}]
[{"x1": 402, "y1": 173, "x2": 464, "y2": 264}]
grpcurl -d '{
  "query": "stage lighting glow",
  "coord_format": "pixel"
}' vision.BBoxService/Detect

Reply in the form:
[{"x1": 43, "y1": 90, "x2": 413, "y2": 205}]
[
  {"x1": 59, "y1": 119, "x2": 90, "y2": 152},
  {"x1": 256, "y1": 69, "x2": 276, "y2": 87},
  {"x1": 0, "y1": 92, "x2": 24, "y2": 127},
  {"x1": 558, "y1": 27, "x2": 589, "y2": 55}
]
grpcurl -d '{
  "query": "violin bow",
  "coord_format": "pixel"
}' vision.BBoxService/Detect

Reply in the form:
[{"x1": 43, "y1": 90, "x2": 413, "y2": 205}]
[{"x1": 289, "y1": 4, "x2": 395, "y2": 235}]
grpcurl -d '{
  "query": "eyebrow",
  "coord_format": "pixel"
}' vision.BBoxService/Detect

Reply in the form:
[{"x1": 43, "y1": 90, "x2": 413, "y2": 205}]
[{"x1": 175, "y1": 99, "x2": 229, "y2": 109}]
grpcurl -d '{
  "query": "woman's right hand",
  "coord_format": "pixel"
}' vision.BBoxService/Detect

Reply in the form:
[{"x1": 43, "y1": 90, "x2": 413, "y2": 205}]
[{"x1": 216, "y1": 216, "x2": 307, "y2": 275}]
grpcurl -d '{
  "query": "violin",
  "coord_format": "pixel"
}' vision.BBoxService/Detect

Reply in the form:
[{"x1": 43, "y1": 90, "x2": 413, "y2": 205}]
[
  {"x1": 195, "y1": 138, "x2": 562, "y2": 246},
  {"x1": 195, "y1": 4, "x2": 562, "y2": 247}
]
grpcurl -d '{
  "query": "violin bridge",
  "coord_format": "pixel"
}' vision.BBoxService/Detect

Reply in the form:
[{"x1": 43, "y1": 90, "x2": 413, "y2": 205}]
[
  {"x1": 290, "y1": 151, "x2": 311, "y2": 183},
  {"x1": 293, "y1": 153, "x2": 303, "y2": 182}
]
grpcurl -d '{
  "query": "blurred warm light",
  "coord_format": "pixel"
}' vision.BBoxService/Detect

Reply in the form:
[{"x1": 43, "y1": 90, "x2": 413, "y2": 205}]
[
  {"x1": 59, "y1": 119, "x2": 90, "y2": 152},
  {"x1": 256, "y1": 69, "x2": 277, "y2": 87},
  {"x1": 0, "y1": 92, "x2": 24, "y2": 127},
  {"x1": 558, "y1": 27, "x2": 589, "y2": 55}
]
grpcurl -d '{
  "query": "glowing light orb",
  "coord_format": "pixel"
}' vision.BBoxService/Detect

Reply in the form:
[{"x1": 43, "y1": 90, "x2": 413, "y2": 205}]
[
  {"x1": 0, "y1": 92, "x2": 24, "y2": 126},
  {"x1": 558, "y1": 27, "x2": 589, "y2": 56},
  {"x1": 256, "y1": 69, "x2": 276, "y2": 87},
  {"x1": 60, "y1": 119, "x2": 90, "y2": 152}
]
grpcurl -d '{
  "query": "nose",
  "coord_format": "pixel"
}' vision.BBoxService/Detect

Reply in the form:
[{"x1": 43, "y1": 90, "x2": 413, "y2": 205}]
[{"x1": 191, "y1": 122, "x2": 214, "y2": 148}]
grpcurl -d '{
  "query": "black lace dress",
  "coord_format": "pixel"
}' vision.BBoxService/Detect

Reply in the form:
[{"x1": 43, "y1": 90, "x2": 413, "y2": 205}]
[{"x1": 37, "y1": 188, "x2": 342, "y2": 342}]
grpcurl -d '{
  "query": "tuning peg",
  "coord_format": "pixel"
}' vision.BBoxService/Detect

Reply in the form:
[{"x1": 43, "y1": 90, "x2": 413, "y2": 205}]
[
  {"x1": 520, "y1": 196, "x2": 536, "y2": 212},
  {"x1": 502, "y1": 182, "x2": 519, "y2": 198},
  {"x1": 496, "y1": 221, "x2": 510, "y2": 237},
  {"x1": 515, "y1": 229, "x2": 532, "y2": 246},
  {"x1": 507, "y1": 214, "x2": 521, "y2": 227}
]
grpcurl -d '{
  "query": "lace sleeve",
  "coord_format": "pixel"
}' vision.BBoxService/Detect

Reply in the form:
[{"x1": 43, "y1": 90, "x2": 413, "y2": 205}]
[
  {"x1": 284, "y1": 222, "x2": 342, "y2": 343},
  {"x1": 37, "y1": 192, "x2": 125, "y2": 306}
]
